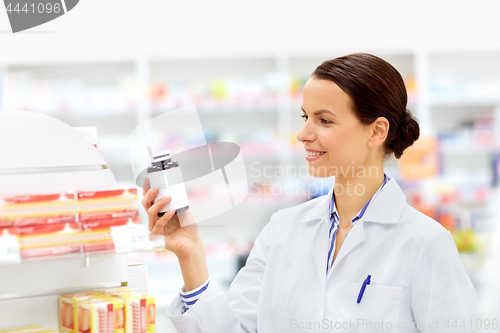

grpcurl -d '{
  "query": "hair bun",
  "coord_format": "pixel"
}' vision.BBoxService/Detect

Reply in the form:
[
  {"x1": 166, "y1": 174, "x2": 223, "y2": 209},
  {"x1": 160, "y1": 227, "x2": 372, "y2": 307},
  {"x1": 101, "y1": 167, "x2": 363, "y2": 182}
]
[
  {"x1": 391, "y1": 110, "x2": 420, "y2": 159},
  {"x1": 399, "y1": 111, "x2": 413, "y2": 134}
]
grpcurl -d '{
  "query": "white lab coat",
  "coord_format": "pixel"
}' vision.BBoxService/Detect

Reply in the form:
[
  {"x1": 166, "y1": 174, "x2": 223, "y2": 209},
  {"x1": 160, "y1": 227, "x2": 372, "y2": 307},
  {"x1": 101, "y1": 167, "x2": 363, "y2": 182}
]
[{"x1": 167, "y1": 177, "x2": 477, "y2": 332}]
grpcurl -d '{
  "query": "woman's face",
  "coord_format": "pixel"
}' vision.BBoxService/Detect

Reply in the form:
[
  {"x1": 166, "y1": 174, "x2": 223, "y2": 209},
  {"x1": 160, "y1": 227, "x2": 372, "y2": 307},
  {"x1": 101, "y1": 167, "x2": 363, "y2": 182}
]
[{"x1": 296, "y1": 77, "x2": 372, "y2": 178}]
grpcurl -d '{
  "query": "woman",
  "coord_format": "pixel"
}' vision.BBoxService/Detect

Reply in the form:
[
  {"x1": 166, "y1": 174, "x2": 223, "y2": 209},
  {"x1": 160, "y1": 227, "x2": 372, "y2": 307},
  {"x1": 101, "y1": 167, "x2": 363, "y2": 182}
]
[{"x1": 142, "y1": 53, "x2": 477, "y2": 332}]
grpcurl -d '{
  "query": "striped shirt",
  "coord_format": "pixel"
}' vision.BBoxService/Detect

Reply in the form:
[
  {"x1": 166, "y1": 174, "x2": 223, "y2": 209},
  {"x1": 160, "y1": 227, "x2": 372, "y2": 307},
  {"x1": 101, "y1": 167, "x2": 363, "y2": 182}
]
[
  {"x1": 180, "y1": 277, "x2": 210, "y2": 314},
  {"x1": 326, "y1": 174, "x2": 389, "y2": 275}
]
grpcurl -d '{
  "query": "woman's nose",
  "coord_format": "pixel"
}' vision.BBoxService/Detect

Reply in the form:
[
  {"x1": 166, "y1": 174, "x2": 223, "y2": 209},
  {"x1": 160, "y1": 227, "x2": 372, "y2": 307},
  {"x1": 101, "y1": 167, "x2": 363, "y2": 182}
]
[{"x1": 296, "y1": 120, "x2": 315, "y2": 143}]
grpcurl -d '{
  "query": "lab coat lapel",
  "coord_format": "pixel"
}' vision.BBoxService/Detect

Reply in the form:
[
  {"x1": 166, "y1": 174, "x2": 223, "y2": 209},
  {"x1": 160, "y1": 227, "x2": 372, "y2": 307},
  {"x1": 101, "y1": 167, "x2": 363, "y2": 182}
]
[
  {"x1": 329, "y1": 178, "x2": 406, "y2": 272},
  {"x1": 311, "y1": 214, "x2": 330, "y2": 280},
  {"x1": 299, "y1": 178, "x2": 407, "y2": 279},
  {"x1": 361, "y1": 178, "x2": 406, "y2": 225},
  {"x1": 301, "y1": 185, "x2": 334, "y2": 280}
]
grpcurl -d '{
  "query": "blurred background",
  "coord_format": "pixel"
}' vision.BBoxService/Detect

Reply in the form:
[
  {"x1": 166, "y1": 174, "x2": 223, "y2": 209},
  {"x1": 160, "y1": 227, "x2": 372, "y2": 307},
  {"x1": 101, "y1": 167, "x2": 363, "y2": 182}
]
[{"x1": 1, "y1": 0, "x2": 500, "y2": 330}]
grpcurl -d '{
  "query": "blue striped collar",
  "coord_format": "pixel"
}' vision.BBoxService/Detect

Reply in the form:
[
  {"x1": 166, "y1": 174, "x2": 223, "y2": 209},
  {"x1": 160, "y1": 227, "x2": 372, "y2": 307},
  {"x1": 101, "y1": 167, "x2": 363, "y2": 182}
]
[{"x1": 330, "y1": 174, "x2": 390, "y2": 224}]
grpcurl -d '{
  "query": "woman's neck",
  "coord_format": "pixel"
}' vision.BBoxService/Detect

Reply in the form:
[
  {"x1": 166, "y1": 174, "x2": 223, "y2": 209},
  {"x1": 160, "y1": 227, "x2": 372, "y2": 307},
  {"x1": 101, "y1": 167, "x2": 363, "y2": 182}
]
[{"x1": 333, "y1": 165, "x2": 385, "y2": 229}]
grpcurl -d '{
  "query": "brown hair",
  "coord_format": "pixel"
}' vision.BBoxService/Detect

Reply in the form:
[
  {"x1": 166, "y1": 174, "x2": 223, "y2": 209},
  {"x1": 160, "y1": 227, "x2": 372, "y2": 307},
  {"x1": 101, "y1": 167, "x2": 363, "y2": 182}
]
[{"x1": 312, "y1": 53, "x2": 419, "y2": 159}]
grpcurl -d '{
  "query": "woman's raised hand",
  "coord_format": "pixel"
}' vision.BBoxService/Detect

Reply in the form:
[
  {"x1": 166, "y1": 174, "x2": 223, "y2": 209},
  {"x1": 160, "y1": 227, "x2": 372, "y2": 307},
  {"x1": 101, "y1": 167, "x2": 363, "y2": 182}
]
[{"x1": 142, "y1": 188, "x2": 202, "y2": 260}]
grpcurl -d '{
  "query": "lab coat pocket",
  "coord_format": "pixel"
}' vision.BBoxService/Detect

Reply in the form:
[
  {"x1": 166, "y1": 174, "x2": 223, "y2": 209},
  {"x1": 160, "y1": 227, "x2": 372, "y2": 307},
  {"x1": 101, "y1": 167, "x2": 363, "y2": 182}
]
[{"x1": 340, "y1": 282, "x2": 401, "y2": 329}]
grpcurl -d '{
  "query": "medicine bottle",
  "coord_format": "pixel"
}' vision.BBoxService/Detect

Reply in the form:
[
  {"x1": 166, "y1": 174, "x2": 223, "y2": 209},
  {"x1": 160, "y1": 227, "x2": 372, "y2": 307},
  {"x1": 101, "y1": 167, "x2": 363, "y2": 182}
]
[{"x1": 147, "y1": 150, "x2": 189, "y2": 217}]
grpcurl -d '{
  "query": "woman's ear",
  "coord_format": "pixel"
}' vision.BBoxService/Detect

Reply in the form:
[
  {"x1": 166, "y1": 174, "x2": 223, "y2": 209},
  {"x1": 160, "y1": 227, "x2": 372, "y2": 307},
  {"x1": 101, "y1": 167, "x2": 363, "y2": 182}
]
[{"x1": 368, "y1": 117, "x2": 389, "y2": 149}]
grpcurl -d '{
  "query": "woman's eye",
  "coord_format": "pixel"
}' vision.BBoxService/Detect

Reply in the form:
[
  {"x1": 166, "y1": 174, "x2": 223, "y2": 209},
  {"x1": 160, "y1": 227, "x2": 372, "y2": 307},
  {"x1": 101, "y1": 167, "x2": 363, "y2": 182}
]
[
  {"x1": 320, "y1": 118, "x2": 332, "y2": 124},
  {"x1": 301, "y1": 114, "x2": 308, "y2": 121}
]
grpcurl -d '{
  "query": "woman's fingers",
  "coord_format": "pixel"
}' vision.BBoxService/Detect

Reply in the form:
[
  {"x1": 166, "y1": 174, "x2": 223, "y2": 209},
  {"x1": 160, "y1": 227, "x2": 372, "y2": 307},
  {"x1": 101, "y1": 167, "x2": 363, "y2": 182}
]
[
  {"x1": 150, "y1": 209, "x2": 176, "y2": 235},
  {"x1": 141, "y1": 188, "x2": 159, "y2": 211},
  {"x1": 147, "y1": 195, "x2": 172, "y2": 215},
  {"x1": 147, "y1": 196, "x2": 172, "y2": 231}
]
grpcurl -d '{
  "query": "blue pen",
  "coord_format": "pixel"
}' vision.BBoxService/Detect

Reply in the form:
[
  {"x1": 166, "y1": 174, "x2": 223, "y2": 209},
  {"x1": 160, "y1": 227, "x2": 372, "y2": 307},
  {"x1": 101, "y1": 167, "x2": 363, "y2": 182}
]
[{"x1": 357, "y1": 275, "x2": 371, "y2": 304}]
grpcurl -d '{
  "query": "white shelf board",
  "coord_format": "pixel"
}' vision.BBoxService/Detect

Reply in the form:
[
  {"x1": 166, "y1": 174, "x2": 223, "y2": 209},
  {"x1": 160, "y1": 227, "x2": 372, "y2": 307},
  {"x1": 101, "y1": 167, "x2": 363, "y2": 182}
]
[
  {"x1": 0, "y1": 46, "x2": 500, "y2": 66},
  {"x1": 0, "y1": 253, "x2": 127, "y2": 300},
  {"x1": 430, "y1": 97, "x2": 500, "y2": 108},
  {"x1": 25, "y1": 111, "x2": 137, "y2": 121},
  {"x1": 426, "y1": 44, "x2": 500, "y2": 54},
  {"x1": 0, "y1": 55, "x2": 138, "y2": 66},
  {"x1": 0, "y1": 295, "x2": 60, "y2": 330},
  {"x1": 150, "y1": 57, "x2": 277, "y2": 82},
  {"x1": 0, "y1": 168, "x2": 117, "y2": 195},
  {"x1": 441, "y1": 146, "x2": 500, "y2": 155},
  {"x1": 153, "y1": 105, "x2": 278, "y2": 116}
]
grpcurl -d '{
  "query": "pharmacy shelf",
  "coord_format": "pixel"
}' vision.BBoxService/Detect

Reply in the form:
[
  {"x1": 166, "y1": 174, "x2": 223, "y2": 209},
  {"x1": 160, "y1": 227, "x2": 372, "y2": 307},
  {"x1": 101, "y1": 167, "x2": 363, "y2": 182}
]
[
  {"x1": 0, "y1": 112, "x2": 161, "y2": 330},
  {"x1": 427, "y1": 50, "x2": 500, "y2": 135}
]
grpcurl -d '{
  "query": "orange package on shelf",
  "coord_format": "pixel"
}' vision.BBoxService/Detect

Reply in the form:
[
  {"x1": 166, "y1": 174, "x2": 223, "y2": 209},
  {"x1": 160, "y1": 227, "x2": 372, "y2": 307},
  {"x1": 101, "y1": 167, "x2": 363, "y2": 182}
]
[
  {"x1": 77, "y1": 189, "x2": 139, "y2": 222},
  {"x1": 60, "y1": 292, "x2": 99, "y2": 333},
  {"x1": 60, "y1": 288, "x2": 155, "y2": 333},
  {"x1": 81, "y1": 217, "x2": 142, "y2": 252},
  {"x1": 0, "y1": 226, "x2": 18, "y2": 237},
  {"x1": 0, "y1": 192, "x2": 77, "y2": 227},
  {"x1": 17, "y1": 223, "x2": 82, "y2": 258},
  {"x1": 101, "y1": 291, "x2": 155, "y2": 333},
  {"x1": 75, "y1": 297, "x2": 125, "y2": 333},
  {"x1": 399, "y1": 136, "x2": 439, "y2": 181},
  {"x1": 92, "y1": 295, "x2": 125, "y2": 333}
]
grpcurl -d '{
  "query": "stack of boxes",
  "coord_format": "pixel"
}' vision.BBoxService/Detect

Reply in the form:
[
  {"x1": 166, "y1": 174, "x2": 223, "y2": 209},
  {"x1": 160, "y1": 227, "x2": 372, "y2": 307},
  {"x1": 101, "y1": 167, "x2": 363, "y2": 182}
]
[
  {"x1": 0, "y1": 189, "x2": 141, "y2": 258},
  {"x1": 59, "y1": 288, "x2": 155, "y2": 333}
]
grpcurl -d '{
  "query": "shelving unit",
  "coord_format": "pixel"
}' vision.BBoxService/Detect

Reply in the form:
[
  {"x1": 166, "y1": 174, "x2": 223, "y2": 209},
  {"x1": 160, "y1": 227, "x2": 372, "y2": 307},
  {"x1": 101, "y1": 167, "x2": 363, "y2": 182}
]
[
  {"x1": 0, "y1": 112, "x2": 162, "y2": 330},
  {"x1": 413, "y1": 50, "x2": 500, "y2": 296},
  {"x1": 0, "y1": 53, "x2": 418, "y2": 188},
  {"x1": 427, "y1": 50, "x2": 500, "y2": 186},
  {"x1": 0, "y1": 253, "x2": 128, "y2": 329},
  {"x1": 0, "y1": 50, "x2": 496, "y2": 188}
]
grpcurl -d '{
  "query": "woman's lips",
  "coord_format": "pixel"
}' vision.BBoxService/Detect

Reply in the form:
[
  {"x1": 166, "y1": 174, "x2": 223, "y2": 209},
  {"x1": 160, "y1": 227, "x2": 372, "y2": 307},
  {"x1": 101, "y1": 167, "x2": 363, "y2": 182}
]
[{"x1": 305, "y1": 151, "x2": 326, "y2": 161}]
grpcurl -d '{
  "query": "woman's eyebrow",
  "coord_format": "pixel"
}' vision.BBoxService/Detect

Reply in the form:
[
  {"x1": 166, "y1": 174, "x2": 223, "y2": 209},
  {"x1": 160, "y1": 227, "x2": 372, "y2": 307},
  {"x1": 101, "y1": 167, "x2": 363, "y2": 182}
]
[{"x1": 301, "y1": 107, "x2": 337, "y2": 117}]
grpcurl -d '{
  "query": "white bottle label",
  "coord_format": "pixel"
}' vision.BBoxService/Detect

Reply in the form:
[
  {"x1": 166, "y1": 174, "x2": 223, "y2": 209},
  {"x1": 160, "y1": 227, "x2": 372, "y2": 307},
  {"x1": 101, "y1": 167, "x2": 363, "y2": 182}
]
[{"x1": 148, "y1": 169, "x2": 189, "y2": 212}]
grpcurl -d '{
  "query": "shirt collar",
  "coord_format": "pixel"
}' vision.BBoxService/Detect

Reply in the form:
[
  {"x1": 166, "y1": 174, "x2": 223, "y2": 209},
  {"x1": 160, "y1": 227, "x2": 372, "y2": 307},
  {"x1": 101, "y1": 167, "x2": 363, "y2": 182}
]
[
  {"x1": 330, "y1": 173, "x2": 390, "y2": 224},
  {"x1": 300, "y1": 175, "x2": 405, "y2": 225}
]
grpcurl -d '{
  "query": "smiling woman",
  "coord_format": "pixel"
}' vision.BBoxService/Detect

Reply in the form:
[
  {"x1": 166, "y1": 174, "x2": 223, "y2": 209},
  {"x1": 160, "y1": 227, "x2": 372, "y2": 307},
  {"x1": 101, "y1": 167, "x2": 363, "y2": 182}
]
[
  {"x1": 298, "y1": 53, "x2": 420, "y2": 179},
  {"x1": 145, "y1": 53, "x2": 477, "y2": 333}
]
